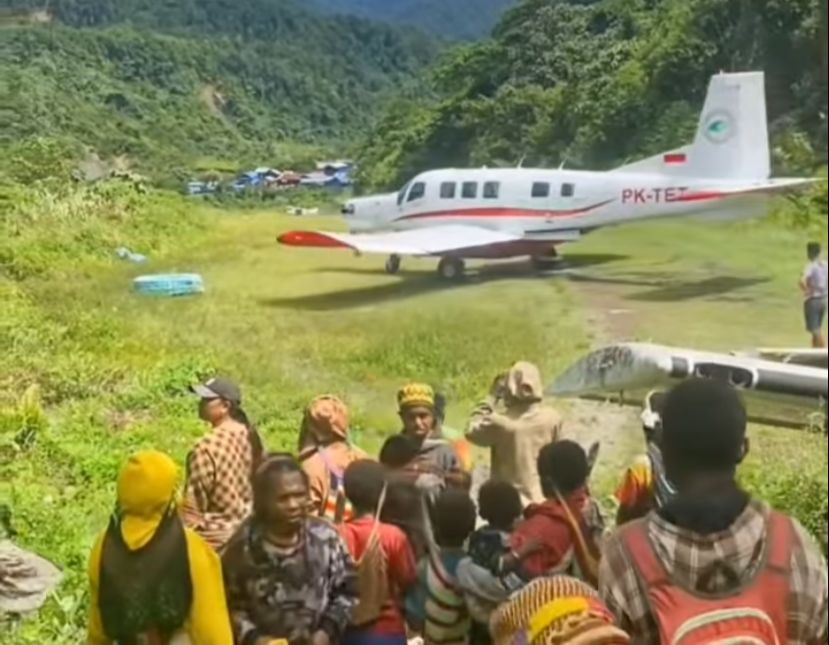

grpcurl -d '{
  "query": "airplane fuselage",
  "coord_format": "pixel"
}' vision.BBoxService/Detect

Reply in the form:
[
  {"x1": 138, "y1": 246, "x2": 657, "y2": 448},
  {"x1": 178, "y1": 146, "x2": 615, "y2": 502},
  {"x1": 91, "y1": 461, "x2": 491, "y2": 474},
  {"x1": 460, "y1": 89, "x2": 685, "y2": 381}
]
[{"x1": 343, "y1": 167, "x2": 772, "y2": 258}]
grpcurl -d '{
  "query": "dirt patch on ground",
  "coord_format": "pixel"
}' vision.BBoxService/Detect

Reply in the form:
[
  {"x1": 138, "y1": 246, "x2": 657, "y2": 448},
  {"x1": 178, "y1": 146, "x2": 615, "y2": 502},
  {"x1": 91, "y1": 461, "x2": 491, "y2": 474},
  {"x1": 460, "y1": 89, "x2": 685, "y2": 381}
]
[
  {"x1": 571, "y1": 279, "x2": 640, "y2": 342},
  {"x1": 560, "y1": 398, "x2": 642, "y2": 494}
]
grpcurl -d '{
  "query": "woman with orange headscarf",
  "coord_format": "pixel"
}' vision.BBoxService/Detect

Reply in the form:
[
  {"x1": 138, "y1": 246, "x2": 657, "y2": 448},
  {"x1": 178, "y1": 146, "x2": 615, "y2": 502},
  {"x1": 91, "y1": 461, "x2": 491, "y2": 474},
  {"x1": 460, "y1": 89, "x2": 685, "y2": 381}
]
[{"x1": 299, "y1": 395, "x2": 368, "y2": 524}]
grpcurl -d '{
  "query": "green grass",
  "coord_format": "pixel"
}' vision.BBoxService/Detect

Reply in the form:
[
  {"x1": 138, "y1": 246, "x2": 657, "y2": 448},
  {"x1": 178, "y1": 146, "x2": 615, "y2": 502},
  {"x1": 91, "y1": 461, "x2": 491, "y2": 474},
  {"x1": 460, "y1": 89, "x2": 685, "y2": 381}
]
[
  {"x1": 565, "y1": 217, "x2": 824, "y2": 348},
  {"x1": 2, "y1": 193, "x2": 826, "y2": 641}
]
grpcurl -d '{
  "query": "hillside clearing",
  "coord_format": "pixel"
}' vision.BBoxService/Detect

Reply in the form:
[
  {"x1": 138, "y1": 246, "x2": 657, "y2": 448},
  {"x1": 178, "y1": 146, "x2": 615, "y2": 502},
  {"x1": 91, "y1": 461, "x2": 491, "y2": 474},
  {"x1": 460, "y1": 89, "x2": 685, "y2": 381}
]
[{"x1": 3, "y1": 205, "x2": 826, "y2": 641}]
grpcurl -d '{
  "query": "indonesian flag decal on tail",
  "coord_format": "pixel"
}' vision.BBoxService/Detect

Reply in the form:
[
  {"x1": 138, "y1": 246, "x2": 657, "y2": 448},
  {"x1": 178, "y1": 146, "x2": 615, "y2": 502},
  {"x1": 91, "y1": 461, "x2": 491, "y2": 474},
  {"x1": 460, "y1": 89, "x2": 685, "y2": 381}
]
[{"x1": 663, "y1": 152, "x2": 687, "y2": 164}]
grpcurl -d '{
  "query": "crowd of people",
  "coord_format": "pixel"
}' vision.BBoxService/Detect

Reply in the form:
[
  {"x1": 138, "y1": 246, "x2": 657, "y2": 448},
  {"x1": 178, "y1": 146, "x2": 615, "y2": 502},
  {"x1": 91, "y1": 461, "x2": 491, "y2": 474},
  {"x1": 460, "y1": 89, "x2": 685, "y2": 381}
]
[{"x1": 87, "y1": 362, "x2": 828, "y2": 645}]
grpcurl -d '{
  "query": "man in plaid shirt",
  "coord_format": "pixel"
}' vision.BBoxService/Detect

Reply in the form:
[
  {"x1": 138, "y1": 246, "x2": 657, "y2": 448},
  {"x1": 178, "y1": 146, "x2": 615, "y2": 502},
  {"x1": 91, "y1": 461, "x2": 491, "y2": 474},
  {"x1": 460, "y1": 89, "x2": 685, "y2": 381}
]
[
  {"x1": 600, "y1": 379, "x2": 828, "y2": 644},
  {"x1": 183, "y1": 377, "x2": 263, "y2": 550}
]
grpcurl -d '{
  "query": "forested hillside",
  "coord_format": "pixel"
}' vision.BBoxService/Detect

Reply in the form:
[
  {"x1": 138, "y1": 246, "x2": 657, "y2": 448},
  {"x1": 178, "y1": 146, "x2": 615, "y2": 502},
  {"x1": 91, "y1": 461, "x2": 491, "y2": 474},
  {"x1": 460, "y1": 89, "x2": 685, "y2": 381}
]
[
  {"x1": 358, "y1": 0, "x2": 828, "y2": 190},
  {"x1": 306, "y1": 0, "x2": 514, "y2": 40},
  {"x1": 2, "y1": 0, "x2": 436, "y2": 177}
]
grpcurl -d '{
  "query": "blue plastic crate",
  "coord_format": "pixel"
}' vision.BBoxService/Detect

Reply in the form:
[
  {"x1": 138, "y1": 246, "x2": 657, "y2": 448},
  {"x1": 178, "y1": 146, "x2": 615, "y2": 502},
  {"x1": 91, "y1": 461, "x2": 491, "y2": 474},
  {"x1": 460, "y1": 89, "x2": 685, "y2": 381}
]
[{"x1": 133, "y1": 273, "x2": 205, "y2": 297}]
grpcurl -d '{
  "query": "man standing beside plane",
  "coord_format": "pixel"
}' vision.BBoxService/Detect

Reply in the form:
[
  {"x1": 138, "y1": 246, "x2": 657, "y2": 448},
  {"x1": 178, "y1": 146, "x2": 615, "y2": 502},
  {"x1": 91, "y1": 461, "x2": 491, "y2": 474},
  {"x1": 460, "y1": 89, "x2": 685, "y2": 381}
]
[{"x1": 801, "y1": 241, "x2": 828, "y2": 348}]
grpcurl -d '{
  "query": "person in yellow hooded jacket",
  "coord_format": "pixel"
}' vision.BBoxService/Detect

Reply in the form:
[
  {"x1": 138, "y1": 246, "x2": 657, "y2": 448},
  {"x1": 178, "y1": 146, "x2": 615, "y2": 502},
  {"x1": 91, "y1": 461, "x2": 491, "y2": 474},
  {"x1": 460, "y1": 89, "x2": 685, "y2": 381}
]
[{"x1": 87, "y1": 450, "x2": 233, "y2": 645}]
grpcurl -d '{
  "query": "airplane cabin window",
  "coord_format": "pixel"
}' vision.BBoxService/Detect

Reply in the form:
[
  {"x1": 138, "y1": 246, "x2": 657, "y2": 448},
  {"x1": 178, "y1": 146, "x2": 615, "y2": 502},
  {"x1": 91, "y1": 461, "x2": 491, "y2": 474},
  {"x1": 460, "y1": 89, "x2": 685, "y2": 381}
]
[
  {"x1": 531, "y1": 182, "x2": 550, "y2": 198},
  {"x1": 407, "y1": 182, "x2": 426, "y2": 202},
  {"x1": 440, "y1": 182, "x2": 456, "y2": 199},
  {"x1": 462, "y1": 182, "x2": 478, "y2": 199},
  {"x1": 561, "y1": 182, "x2": 575, "y2": 198},
  {"x1": 483, "y1": 181, "x2": 500, "y2": 199}
]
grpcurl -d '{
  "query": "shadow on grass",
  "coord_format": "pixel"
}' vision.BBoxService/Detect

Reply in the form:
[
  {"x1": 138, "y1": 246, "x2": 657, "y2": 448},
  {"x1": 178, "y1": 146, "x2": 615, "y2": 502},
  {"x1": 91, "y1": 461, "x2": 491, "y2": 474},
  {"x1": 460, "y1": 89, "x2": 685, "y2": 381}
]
[
  {"x1": 630, "y1": 276, "x2": 769, "y2": 302},
  {"x1": 567, "y1": 271, "x2": 769, "y2": 303},
  {"x1": 260, "y1": 274, "x2": 462, "y2": 310},
  {"x1": 310, "y1": 253, "x2": 629, "y2": 276},
  {"x1": 263, "y1": 253, "x2": 629, "y2": 311}
]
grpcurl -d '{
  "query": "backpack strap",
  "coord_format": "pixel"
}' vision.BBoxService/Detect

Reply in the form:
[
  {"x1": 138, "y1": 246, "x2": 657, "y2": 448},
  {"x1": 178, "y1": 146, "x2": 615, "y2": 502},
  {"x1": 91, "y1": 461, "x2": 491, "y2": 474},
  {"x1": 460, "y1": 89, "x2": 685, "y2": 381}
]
[
  {"x1": 317, "y1": 446, "x2": 344, "y2": 480},
  {"x1": 361, "y1": 484, "x2": 388, "y2": 561},
  {"x1": 764, "y1": 510, "x2": 793, "y2": 575},
  {"x1": 554, "y1": 490, "x2": 600, "y2": 586},
  {"x1": 316, "y1": 447, "x2": 348, "y2": 522},
  {"x1": 620, "y1": 518, "x2": 670, "y2": 588}
]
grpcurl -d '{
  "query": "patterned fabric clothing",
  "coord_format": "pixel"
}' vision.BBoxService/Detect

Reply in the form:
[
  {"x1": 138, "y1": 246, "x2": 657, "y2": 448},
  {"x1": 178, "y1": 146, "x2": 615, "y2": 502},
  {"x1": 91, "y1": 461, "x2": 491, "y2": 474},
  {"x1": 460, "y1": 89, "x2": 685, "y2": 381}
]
[
  {"x1": 457, "y1": 527, "x2": 527, "y2": 629},
  {"x1": 490, "y1": 577, "x2": 629, "y2": 645},
  {"x1": 615, "y1": 448, "x2": 675, "y2": 522},
  {"x1": 182, "y1": 419, "x2": 254, "y2": 550},
  {"x1": 464, "y1": 526, "x2": 525, "y2": 592},
  {"x1": 614, "y1": 455, "x2": 653, "y2": 515},
  {"x1": 302, "y1": 442, "x2": 368, "y2": 520},
  {"x1": 222, "y1": 517, "x2": 359, "y2": 645},
  {"x1": 407, "y1": 548, "x2": 470, "y2": 645},
  {"x1": 599, "y1": 499, "x2": 829, "y2": 645}
]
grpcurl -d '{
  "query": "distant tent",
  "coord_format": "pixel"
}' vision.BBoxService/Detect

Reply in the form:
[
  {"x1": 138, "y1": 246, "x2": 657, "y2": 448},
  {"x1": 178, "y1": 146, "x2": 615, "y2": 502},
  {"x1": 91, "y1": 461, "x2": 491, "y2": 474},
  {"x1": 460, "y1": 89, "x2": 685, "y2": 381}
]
[{"x1": 300, "y1": 171, "x2": 351, "y2": 188}]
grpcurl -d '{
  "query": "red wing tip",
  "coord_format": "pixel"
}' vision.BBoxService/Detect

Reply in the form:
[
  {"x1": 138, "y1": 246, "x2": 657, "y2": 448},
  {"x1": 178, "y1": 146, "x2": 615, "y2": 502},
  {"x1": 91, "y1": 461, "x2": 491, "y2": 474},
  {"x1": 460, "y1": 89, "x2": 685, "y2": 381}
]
[{"x1": 277, "y1": 231, "x2": 347, "y2": 248}]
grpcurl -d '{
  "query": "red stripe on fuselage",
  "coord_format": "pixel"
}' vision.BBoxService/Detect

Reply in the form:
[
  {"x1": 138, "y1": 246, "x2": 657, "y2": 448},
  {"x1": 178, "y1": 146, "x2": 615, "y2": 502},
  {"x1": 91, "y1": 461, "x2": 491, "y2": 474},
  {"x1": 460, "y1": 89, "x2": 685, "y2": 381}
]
[
  {"x1": 677, "y1": 185, "x2": 784, "y2": 203},
  {"x1": 394, "y1": 199, "x2": 614, "y2": 222}
]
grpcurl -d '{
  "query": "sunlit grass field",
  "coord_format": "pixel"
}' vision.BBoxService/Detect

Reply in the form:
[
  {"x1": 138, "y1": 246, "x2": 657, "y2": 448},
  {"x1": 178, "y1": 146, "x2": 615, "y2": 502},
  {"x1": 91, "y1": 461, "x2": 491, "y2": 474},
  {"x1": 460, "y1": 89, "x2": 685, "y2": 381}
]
[{"x1": 3, "y1": 204, "x2": 826, "y2": 641}]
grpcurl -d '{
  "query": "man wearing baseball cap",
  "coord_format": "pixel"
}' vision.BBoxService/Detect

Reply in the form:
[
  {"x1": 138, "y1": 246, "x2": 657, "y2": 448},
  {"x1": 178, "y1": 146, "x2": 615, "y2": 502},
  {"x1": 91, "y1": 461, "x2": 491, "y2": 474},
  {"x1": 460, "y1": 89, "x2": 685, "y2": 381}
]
[{"x1": 182, "y1": 376, "x2": 264, "y2": 550}]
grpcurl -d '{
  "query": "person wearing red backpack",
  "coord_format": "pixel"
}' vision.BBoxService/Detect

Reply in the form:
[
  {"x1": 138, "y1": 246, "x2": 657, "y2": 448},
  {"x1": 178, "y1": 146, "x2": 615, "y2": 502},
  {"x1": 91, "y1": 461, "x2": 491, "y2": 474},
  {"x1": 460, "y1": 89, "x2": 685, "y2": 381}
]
[
  {"x1": 600, "y1": 378, "x2": 828, "y2": 645},
  {"x1": 339, "y1": 460, "x2": 418, "y2": 645}
]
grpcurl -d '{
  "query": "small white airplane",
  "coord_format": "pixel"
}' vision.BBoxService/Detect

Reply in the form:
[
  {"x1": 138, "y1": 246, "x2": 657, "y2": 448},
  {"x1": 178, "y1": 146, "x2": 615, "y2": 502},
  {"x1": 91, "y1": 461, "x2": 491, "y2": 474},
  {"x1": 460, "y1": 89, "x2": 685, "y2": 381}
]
[{"x1": 279, "y1": 72, "x2": 815, "y2": 280}]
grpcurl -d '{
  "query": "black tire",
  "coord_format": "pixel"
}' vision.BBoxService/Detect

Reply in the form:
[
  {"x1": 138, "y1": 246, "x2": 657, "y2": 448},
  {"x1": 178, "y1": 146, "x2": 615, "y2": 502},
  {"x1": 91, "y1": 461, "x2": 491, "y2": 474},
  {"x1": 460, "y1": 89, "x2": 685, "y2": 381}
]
[
  {"x1": 531, "y1": 252, "x2": 564, "y2": 272},
  {"x1": 385, "y1": 254, "x2": 401, "y2": 275},
  {"x1": 437, "y1": 257, "x2": 465, "y2": 280}
]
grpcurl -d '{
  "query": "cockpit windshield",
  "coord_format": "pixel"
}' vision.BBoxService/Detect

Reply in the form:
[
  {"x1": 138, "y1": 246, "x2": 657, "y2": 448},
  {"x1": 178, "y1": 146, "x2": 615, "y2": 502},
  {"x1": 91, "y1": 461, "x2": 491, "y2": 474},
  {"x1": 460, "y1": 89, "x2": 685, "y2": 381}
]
[{"x1": 396, "y1": 180, "x2": 412, "y2": 206}]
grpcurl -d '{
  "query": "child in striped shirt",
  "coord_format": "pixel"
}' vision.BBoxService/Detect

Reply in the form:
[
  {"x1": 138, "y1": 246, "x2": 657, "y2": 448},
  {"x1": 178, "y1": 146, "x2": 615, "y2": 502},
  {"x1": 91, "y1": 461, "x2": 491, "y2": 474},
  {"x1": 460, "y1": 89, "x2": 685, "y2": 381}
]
[{"x1": 406, "y1": 489, "x2": 477, "y2": 645}]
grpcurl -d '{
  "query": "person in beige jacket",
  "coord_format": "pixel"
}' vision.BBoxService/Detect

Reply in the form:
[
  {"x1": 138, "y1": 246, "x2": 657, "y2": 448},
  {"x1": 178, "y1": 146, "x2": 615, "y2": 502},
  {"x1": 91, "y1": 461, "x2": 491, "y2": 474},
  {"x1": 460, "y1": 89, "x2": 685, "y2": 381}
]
[{"x1": 465, "y1": 361, "x2": 562, "y2": 506}]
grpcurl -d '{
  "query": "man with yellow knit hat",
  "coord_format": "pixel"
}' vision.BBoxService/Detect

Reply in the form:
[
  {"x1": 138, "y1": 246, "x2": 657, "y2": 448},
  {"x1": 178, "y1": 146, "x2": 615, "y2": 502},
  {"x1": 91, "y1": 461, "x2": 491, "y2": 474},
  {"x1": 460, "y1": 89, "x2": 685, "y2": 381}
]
[
  {"x1": 397, "y1": 383, "x2": 469, "y2": 493},
  {"x1": 87, "y1": 450, "x2": 232, "y2": 644}
]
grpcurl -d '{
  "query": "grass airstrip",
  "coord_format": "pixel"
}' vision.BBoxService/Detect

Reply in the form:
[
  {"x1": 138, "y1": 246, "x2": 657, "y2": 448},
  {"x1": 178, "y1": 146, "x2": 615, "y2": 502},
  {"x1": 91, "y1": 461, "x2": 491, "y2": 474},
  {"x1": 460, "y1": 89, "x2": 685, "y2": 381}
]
[{"x1": 3, "y1": 203, "x2": 827, "y2": 641}]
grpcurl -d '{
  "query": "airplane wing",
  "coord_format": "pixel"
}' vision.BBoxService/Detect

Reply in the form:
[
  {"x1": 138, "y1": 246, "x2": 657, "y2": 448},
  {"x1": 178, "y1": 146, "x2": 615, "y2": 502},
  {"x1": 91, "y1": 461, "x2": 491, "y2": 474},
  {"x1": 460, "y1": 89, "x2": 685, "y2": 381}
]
[
  {"x1": 277, "y1": 224, "x2": 521, "y2": 256},
  {"x1": 548, "y1": 342, "x2": 828, "y2": 429}
]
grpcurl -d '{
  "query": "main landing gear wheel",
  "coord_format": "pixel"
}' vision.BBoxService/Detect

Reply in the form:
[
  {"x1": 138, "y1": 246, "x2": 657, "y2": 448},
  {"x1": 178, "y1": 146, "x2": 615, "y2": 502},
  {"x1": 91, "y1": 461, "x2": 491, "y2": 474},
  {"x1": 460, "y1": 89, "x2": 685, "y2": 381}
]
[
  {"x1": 437, "y1": 257, "x2": 465, "y2": 280},
  {"x1": 385, "y1": 254, "x2": 401, "y2": 275},
  {"x1": 531, "y1": 248, "x2": 564, "y2": 272}
]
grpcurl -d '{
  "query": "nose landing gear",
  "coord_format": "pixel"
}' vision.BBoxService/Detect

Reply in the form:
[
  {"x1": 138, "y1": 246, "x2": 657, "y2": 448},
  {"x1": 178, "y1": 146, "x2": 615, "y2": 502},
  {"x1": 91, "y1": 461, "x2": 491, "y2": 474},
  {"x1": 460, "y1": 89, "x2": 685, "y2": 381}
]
[{"x1": 385, "y1": 254, "x2": 402, "y2": 275}]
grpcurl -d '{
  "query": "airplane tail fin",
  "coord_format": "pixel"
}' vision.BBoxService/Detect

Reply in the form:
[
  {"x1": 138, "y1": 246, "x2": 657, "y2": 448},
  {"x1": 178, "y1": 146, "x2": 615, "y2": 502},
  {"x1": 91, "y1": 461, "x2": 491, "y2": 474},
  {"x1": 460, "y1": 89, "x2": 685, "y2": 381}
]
[{"x1": 614, "y1": 72, "x2": 770, "y2": 180}]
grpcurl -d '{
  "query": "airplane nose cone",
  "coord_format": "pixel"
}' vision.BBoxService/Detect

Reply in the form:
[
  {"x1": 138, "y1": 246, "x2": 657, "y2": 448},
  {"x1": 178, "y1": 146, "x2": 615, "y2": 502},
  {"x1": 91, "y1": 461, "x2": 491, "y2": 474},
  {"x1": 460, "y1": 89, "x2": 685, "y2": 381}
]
[{"x1": 341, "y1": 203, "x2": 355, "y2": 215}]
